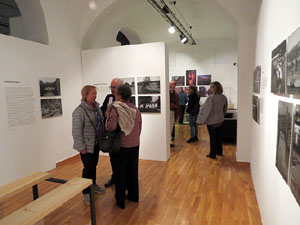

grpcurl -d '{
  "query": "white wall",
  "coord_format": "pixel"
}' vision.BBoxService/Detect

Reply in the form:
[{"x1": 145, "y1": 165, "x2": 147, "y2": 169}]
[
  {"x1": 81, "y1": 42, "x2": 170, "y2": 161},
  {"x1": 169, "y1": 39, "x2": 238, "y2": 107},
  {"x1": 0, "y1": 35, "x2": 83, "y2": 186},
  {"x1": 252, "y1": 0, "x2": 300, "y2": 224}
]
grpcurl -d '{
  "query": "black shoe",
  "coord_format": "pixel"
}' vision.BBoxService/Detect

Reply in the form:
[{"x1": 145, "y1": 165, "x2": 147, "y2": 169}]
[
  {"x1": 217, "y1": 153, "x2": 223, "y2": 156},
  {"x1": 170, "y1": 144, "x2": 175, "y2": 147},
  {"x1": 105, "y1": 179, "x2": 115, "y2": 188},
  {"x1": 126, "y1": 195, "x2": 139, "y2": 202},
  {"x1": 206, "y1": 154, "x2": 216, "y2": 159},
  {"x1": 194, "y1": 137, "x2": 199, "y2": 142},
  {"x1": 116, "y1": 200, "x2": 125, "y2": 209},
  {"x1": 186, "y1": 138, "x2": 194, "y2": 143}
]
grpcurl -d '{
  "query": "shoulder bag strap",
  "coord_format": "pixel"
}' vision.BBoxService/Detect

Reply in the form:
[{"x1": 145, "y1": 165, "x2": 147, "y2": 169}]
[{"x1": 79, "y1": 105, "x2": 97, "y2": 135}]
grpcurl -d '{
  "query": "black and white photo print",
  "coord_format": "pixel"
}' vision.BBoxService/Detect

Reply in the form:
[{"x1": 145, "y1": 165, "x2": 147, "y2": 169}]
[
  {"x1": 138, "y1": 96, "x2": 160, "y2": 112},
  {"x1": 252, "y1": 95, "x2": 260, "y2": 124},
  {"x1": 41, "y1": 99, "x2": 63, "y2": 119},
  {"x1": 121, "y1": 77, "x2": 135, "y2": 95},
  {"x1": 271, "y1": 41, "x2": 286, "y2": 95},
  {"x1": 253, "y1": 66, "x2": 261, "y2": 93},
  {"x1": 137, "y1": 76, "x2": 160, "y2": 94},
  {"x1": 39, "y1": 78, "x2": 61, "y2": 97}
]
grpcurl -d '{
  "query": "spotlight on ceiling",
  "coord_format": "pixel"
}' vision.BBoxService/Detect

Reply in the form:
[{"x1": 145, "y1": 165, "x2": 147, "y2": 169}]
[
  {"x1": 180, "y1": 35, "x2": 188, "y2": 44},
  {"x1": 168, "y1": 26, "x2": 175, "y2": 34},
  {"x1": 162, "y1": 5, "x2": 170, "y2": 14}
]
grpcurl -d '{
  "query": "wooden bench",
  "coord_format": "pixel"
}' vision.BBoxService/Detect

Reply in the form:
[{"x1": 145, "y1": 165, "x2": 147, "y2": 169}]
[
  {"x1": 0, "y1": 171, "x2": 50, "y2": 202},
  {"x1": 0, "y1": 174, "x2": 96, "y2": 225}
]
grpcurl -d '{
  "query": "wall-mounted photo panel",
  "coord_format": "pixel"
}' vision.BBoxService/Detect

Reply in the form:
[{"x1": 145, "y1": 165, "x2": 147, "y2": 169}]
[
  {"x1": 253, "y1": 66, "x2": 261, "y2": 93},
  {"x1": 290, "y1": 104, "x2": 300, "y2": 207},
  {"x1": 252, "y1": 95, "x2": 260, "y2": 124},
  {"x1": 287, "y1": 27, "x2": 300, "y2": 95},
  {"x1": 130, "y1": 96, "x2": 136, "y2": 105},
  {"x1": 276, "y1": 101, "x2": 293, "y2": 183},
  {"x1": 39, "y1": 78, "x2": 61, "y2": 97},
  {"x1": 197, "y1": 74, "x2": 211, "y2": 85},
  {"x1": 271, "y1": 40, "x2": 286, "y2": 95},
  {"x1": 41, "y1": 99, "x2": 63, "y2": 119},
  {"x1": 172, "y1": 76, "x2": 185, "y2": 86},
  {"x1": 186, "y1": 70, "x2": 196, "y2": 86},
  {"x1": 137, "y1": 76, "x2": 160, "y2": 94},
  {"x1": 138, "y1": 96, "x2": 160, "y2": 113},
  {"x1": 198, "y1": 86, "x2": 208, "y2": 97},
  {"x1": 121, "y1": 77, "x2": 135, "y2": 94},
  {"x1": 175, "y1": 87, "x2": 184, "y2": 94}
]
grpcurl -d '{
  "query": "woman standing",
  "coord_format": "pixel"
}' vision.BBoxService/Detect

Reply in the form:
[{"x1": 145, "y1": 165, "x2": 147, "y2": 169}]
[
  {"x1": 196, "y1": 81, "x2": 227, "y2": 159},
  {"x1": 105, "y1": 85, "x2": 142, "y2": 209},
  {"x1": 72, "y1": 85, "x2": 105, "y2": 205},
  {"x1": 186, "y1": 86, "x2": 200, "y2": 143}
]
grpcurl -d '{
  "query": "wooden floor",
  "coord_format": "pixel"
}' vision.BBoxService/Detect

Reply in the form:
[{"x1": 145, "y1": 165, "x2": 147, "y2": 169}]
[{"x1": 0, "y1": 125, "x2": 262, "y2": 225}]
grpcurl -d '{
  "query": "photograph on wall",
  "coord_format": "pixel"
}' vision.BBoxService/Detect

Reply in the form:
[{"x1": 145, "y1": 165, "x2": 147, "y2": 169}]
[
  {"x1": 253, "y1": 66, "x2": 261, "y2": 93},
  {"x1": 41, "y1": 99, "x2": 63, "y2": 119},
  {"x1": 271, "y1": 40, "x2": 286, "y2": 95},
  {"x1": 198, "y1": 86, "x2": 208, "y2": 97},
  {"x1": 287, "y1": 27, "x2": 300, "y2": 95},
  {"x1": 276, "y1": 101, "x2": 293, "y2": 183},
  {"x1": 172, "y1": 76, "x2": 185, "y2": 86},
  {"x1": 39, "y1": 78, "x2": 61, "y2": 97},
  {"x1": 130, "y1": 96, "x2": 136, "y2": 105},
  {"x1": 137, "y1": 76, "x2": 160, "y2": 94},
  {"x1": 138, "y1": 96, "x2": 160, "y2": 113},
  {"x1": 175, "y1": 87, "x2": 184, "y2": 93},
  {"x1": 252, "y1": 95, "x2": 260, "y2": 124},
  {"x1": 186, "y1": 70, "x2": 196, "y2": 86},
  {"x1": 290, "y1": 104, "x2": 300, "y2": 206},
  {"x1": 197, "y1": 75, "x2": 211, "y2": 85},
  {"x1": 121, "y1": 77, "x2": 135, "y2": 94}
]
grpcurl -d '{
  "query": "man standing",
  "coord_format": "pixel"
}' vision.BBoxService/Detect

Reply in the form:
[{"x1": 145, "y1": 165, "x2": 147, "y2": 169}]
[
  {"x1": 169, "y1": 81, "x2": 179, "y2": 147},
  {"x1": 178, "y1": 89, "x2": 188, "y2": 124},
  {"x1": 101, "y1": 78, "x2": 123, "y2": 187}
]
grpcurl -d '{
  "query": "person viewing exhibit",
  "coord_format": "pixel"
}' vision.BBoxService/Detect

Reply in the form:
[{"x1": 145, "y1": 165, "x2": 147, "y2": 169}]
[
  {"x1": 105, "y1": 84, "x2": 142, "y2": 209},
  {"x1": 196, "y1": 81, "x2": 228, "y2": 159},
  {"x1": 72, "y1": 85, "x2": 106, "y2": 205},
  {"x1": 178, "y1": 89, "x2": 188, "y2": 124},
  {"x1": 186, "y1": 85, "x2": 200, "y2": 143},
  {"x1": 101, "y1": 78, "x2": 124, "y2": 188},
  {"x1": 169, "y1": 81, "x2": 179, "y2": 147}
]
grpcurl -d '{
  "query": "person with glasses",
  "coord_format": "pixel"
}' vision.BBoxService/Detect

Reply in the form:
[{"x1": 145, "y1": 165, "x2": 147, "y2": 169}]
[{"x1": 101, "y1": 78, "x2": 124, "y2": 187}]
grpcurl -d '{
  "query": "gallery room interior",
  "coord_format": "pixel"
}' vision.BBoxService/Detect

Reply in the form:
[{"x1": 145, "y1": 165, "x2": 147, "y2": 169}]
[{"x1": 0, "y1": 0, "x2": 300, "y2": 224}]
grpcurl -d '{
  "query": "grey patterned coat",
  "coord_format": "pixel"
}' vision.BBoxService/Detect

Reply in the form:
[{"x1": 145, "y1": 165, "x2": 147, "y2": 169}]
[
  {"x1": 196, "y1": 94, "x2": 227, "y2": 125},
  {"x1": 72, "y1": 101, "x2": 104, "y2": 154}
]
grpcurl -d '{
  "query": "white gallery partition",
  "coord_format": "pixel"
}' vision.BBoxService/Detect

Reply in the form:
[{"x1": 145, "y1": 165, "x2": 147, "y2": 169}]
[
  {"x1": 252, "y1": 0, "x2": 300, "y2": 224},
  {"x1": 81, "y1": 42, "x2": 170, "y2": 161}
]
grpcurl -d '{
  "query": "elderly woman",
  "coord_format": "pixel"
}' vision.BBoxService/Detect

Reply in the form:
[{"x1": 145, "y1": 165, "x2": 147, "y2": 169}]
[
  {"x1": 72, "y1": 85, "x2": 105, "y2": 205},
  {"x1": 196, "y1": 81, "x2": 228, "y2": 159},
  {"x1": 105, "y1": 84, "x2": 142, "y2": 209}
]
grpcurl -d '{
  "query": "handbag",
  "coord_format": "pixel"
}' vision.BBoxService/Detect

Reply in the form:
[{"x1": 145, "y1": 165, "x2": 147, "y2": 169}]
[{"x1": 79, "y1": 105, "x2": 121, "y2": 153}]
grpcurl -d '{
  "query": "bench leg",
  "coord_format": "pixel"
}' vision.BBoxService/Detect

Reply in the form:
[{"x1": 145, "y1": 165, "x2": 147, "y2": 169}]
[
  {"x1": 89, "y1": 185, "x2": 96, "y2": 225},
  {"x1": 32, "y1": 184, "x2": 39, "y2": 200}
]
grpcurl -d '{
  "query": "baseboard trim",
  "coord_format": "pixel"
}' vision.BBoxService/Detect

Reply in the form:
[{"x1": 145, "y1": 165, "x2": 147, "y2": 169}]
[
  {"x1": 235, "y1": 162, "x2": 250, "y2": 167},
  {"x1": 56, "y1": 154, "x2": 80, "y2": 168}
]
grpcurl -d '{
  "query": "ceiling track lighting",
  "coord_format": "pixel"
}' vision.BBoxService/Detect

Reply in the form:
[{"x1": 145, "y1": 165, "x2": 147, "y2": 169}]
[{"x1": 147, "y1": 0, "x2": 196, "y2": 45}]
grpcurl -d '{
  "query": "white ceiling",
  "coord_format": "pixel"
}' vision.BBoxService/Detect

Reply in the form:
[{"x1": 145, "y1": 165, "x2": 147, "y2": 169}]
[{"x1": 81, "y1": 0, "x2": 238, "y2": 49}]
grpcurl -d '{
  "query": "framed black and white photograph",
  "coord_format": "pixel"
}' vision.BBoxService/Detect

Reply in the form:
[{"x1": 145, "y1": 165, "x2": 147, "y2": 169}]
[
  {"x1": 130, "y1": 96, "x2": 136, "y2": 105},
  {"x1": 121, "y1": 77, "x2": 135, "y2": 95},
  {"x1": 253, "y1": 66, "x2": 261, "y2": 93},
  {"x1": 276, "y1": 101, "x2": 293, "y2": 183},
  {"x1": 198, "y1": 86, "x2": 208, "y2": 97},
  {"x1": 287, "y1": 27, "x2": 300, "y2": 95},
  {"x1": 172, "y1": 76, "x2": 185, "y2": 86},
  {"x1": 39, "y1": 78, "x2": 61, "y2": 97},
  {"x1": 197, "y1": 75, "x2": 211, "y2": 85},
  {"x1": 290, "y1": 104, "x2": 300, "y2": 206},
  {"x1": 252, "y1": 95, "x2": 260, "y2": 124},
  {"x1": 138, "y1": 96, "x2": 160, "y2": 113},
  {"x1": 271, "y1": 40, "x2": 286, "y2": 95},
  {"x1": 186, "y1": 70, "x2": 196, "y2": 86},
  {"x1": 137, "y1": 76, "x2": 160, "y2": 94},
  {"x1": 41, "y1": 99, "x2": 63, "y2": 119}
]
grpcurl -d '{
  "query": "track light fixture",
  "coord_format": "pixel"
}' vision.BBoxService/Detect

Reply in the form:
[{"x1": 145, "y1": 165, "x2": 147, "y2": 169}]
[
  {"x1": 147, "y1": 0, "x2": 196, "y2": 45},
  {"x1": 168, "y1": 26, "x2": 175, "y2": 34}
]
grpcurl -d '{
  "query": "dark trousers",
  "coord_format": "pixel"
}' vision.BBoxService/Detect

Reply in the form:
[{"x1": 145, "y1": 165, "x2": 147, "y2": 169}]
[
  {"x1": 109, "y1": 152, "x2": 117, "y2": 181},
  {"x1": 207, "y1": 125, "x2": 223, "y2": 158},
  {"x1": 115, "y1": 146, "x2": 139, "y2": 207},
  {"x1": 179, "y1": 105, "x2": 186, "y2": 124},
  {"x1": 80, "y1": 145, "x2": 100, "y2": 194}
]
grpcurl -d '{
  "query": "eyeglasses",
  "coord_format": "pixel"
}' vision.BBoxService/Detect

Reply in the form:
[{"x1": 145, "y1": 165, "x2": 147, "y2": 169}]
[{"x1": 109, "y1": 86, "x2": 117, "y2": 89}]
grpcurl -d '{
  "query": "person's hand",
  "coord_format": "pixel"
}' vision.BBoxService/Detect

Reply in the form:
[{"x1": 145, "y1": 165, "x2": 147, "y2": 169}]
[{"x1": 80, "y1": 149, "x2": 87, "y2": 154}]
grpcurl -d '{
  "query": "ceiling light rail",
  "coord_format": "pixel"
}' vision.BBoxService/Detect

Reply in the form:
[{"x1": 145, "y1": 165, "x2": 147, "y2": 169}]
[{"x1": 147, "y1": 0, "x2": 196, "y2": 45}]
